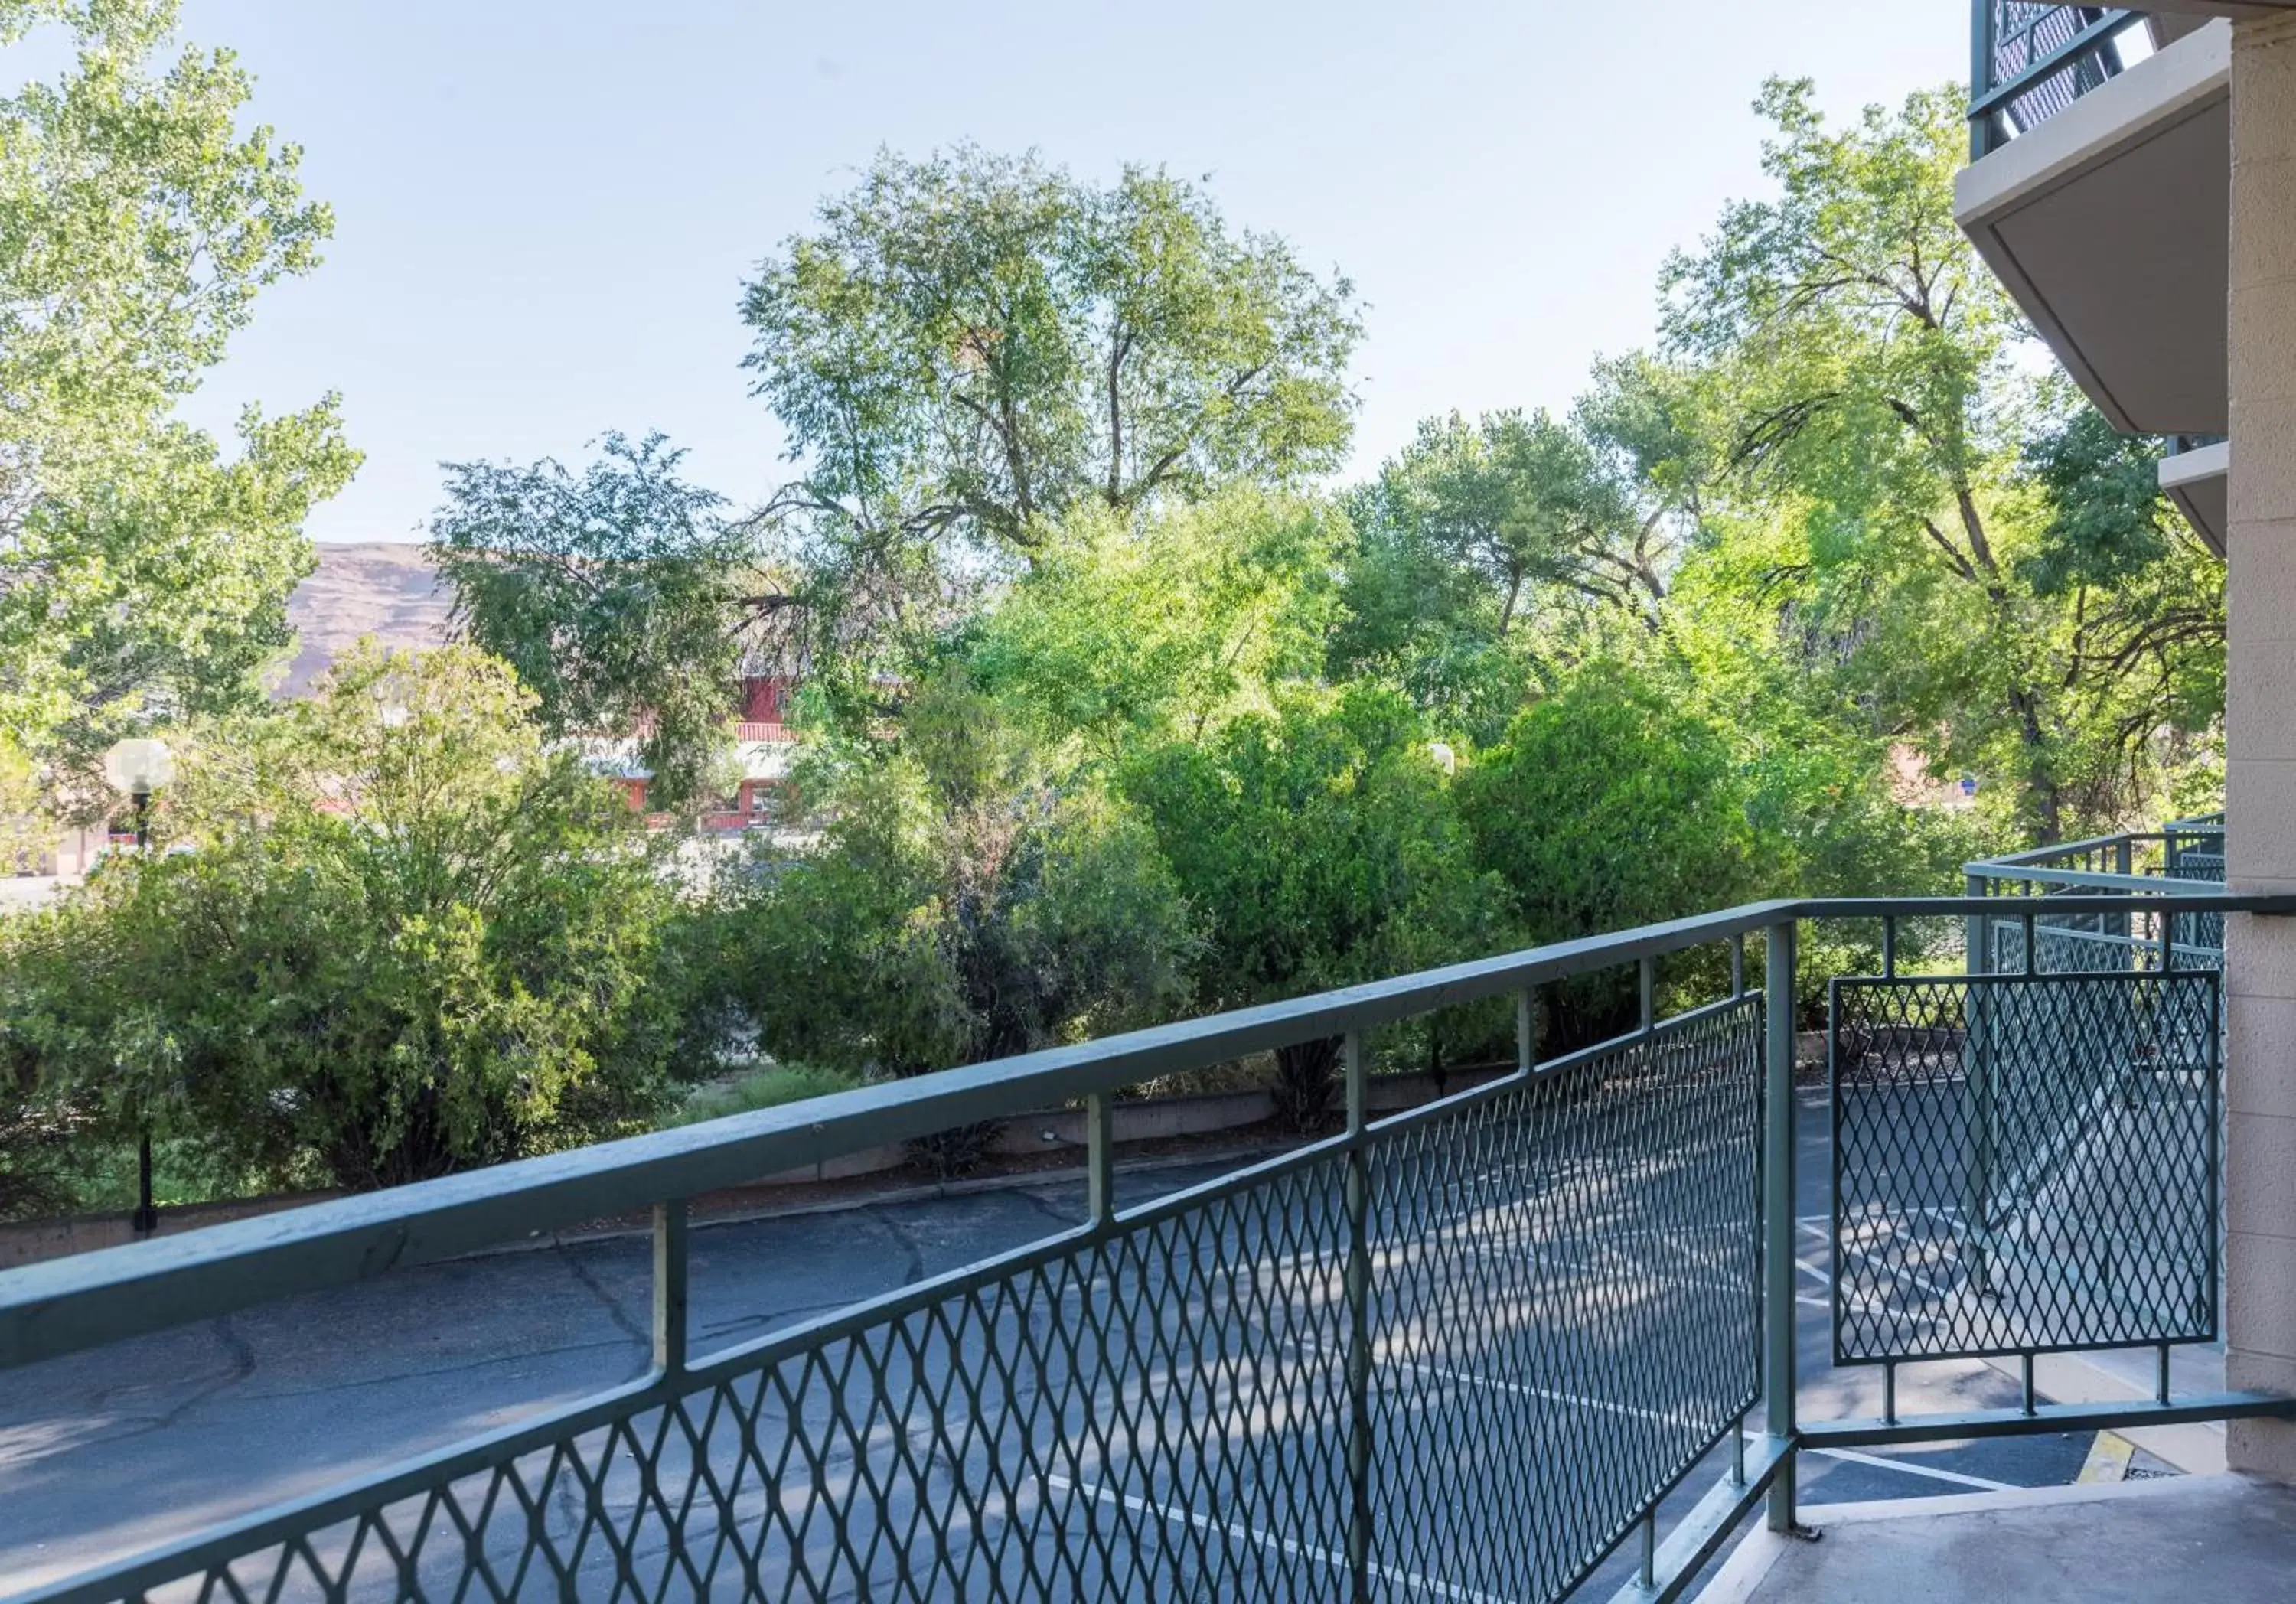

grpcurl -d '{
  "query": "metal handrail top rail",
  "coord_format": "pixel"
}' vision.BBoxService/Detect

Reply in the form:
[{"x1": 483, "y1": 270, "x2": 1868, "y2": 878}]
[
  {"x1": 5, "y1": 890, "x2": 2288, "y2": 1376},
  {"x1": 1971, "y1": 830, "x2": 2206, "y2": 872},
  {"x1": 1963, "y1": 863, "x2": 2234, "y2": 894}
]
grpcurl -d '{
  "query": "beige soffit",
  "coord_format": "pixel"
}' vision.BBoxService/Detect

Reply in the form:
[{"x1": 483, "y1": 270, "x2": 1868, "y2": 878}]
[
  {"x1": 1957, "y1": 20, "x2": 2231, "y2": 434},
  {"x1": 2161, "y1": 440, "x2": 2231, "y2": 556}
]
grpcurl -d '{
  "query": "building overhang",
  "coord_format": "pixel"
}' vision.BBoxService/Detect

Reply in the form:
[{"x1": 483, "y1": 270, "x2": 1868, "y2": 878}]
[
  {"x1": 2162, "y1": 438, "x2": 2230, "y2": 556},
  {"x1": 1957, "y1": 20, "x2": 2230, "y2": 435}
]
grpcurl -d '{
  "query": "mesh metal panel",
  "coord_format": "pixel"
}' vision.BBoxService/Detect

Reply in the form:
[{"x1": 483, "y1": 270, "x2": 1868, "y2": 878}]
[
  {"x1": 1988, "y1": 911, "x2": 2135, "y2": 976},
  {"x1": 2167, "y1": 856, "x2": 2227, "y2": 956},
  {"x1": 1831, "y1": 972, "x2": 2219, "y2": 1365},
  {"x1": 54, "y1": 1002, "x2": 1765, "y2": 1604},
  {"x1": 89, "y1": 1156, "x2": 1358, "y2": 1602},
  {"x1": 1365, "y1": 997, "x2": 1763, "y2": 1602},
  {"x1": 1984, "y1": 4, "x2": 2124, "y2": 145}
]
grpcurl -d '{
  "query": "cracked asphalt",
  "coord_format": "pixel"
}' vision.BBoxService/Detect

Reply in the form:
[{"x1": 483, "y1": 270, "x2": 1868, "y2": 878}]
[
  {"x1": 0, "y1": 1098, "x2": 2106, "y2": 1599},
  {"x1": 0, "y1": 1178, "x2": 1119, "y2": 1594}
]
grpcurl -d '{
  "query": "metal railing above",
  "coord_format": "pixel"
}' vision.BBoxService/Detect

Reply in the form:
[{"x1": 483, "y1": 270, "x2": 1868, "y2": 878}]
[
  {"x1": 1966, "y1": 817, "x2": 2228, "y2": 970},
  {"x1": 1970, "y1": 4, "x2": 2147, "y2": 158},
  {"x1": 2, "y1": 888, "x2": 2291, "y2": 1603}
]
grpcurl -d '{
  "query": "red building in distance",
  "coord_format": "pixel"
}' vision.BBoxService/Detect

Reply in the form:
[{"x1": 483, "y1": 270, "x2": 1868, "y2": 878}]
[{"x1": 604, "y1": 673, "x2": 801, "y2": 833}]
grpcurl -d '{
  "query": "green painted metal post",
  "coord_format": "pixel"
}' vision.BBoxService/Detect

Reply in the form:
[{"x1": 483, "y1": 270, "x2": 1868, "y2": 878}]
[
  {"x1": 1970, "y1": 0, "x2": 1994, "y2": 158},
  {"x1": 652, "y1": 1199, "x2": 687, "y2": 1377},
  {"x1": 1085, "y1": 1092, "x2": 1115, "y2": 1228},
  {"x1": 2113, "y1": 839, "x2": 2135, "y2": 958},
  {"x1": 1344, "y1": 1026, "x2": 1374, "y2": 1604},
  {"x1": 1765, "y1": 920, "x2": 1800, "y2": 1532},
  {"x1": 1964, "y1": 872, "x2": 1996, "y2": 1293}
]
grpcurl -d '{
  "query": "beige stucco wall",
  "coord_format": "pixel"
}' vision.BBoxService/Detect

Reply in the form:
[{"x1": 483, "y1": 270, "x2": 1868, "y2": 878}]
[{"x1": 2223, "y1": 9, "x2": 2296, "y2": 1480}]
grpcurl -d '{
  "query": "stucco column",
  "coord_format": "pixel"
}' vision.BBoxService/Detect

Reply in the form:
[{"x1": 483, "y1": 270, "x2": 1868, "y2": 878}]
[{"x1": 2223, "y1": 9, "x2": 2296, "y2": 1481}]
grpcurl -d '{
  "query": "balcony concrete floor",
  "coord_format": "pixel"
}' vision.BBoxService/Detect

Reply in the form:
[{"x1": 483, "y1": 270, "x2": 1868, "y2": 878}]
[{"x1": 1698, "y1": 1473, "x2": 2296, "y2": 1603}]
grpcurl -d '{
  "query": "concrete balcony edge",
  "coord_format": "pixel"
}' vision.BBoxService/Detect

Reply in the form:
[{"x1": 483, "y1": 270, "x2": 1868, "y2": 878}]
[
  {"x1": 1695, "y1": 1472, "x2": 2296, "y2": 1603},
  {"x1": 2163, "y1": 438, "x2": 2231, "y2": 554}
]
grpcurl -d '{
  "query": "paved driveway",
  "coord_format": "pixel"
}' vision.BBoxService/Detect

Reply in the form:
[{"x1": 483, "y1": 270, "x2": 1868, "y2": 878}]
[{"x1": 0, "y1": 1094, "x2": 2099, "y2": 1600}]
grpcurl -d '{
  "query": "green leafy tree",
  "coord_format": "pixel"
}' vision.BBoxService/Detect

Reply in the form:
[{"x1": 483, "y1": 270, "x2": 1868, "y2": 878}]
[
  {"x1": 1329, "y1": 480, "x2": 1528, "y2": 744},
  {"x1": 2014, "y1": 406, "x2": 2224, "y2": 817},
  {"x1": 1333, "y1": 376, "x2": 1707, "y2": 741},
  {"x1": 0, "y1": 0, "x2": 357, "y2": 793},
  {"x1": 726, "y1": 679, "x2": 1196, "y2": 1093},
  {"x1": 428, "y1": 432, "x2": 789, "y2": 810},
  {"x1": 0, "y1": 645, "x2": 709, "y2": 1196},
  {"x1": 1661, "y1": 79, "x2": 2220, "y2": 836},
  {"x1": 1370, "y1": 409, "x2": 1649, "y2": 634},
  {"x1": 1122, "y1": 686, "x2": 1506, "y2": 1124},
  {"x1": 970, "y1": 488, "x2": 1343, "y2": 761},
  {"x1": 741, "y1": 145, "x2": 1361, "y2": 645},
  {"x1": 1459, "y1": 670, "x2": 1773, "y2": 1045}
]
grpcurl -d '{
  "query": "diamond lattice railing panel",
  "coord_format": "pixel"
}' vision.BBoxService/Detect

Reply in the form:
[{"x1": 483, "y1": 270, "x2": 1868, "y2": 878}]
[
  {"x1": 127, "y1": 1154, "x2": 1359, "y2": 1602},
  {"x1": 80, "y1": 1006, "x2": 1766, "y2": 1603},
  {"x1": 1831, "y1": 972, "x2": 2219, "y2": 1366},
  {"x1": 1363, "y1": 996, "x2": 1763, "y2": 1604},
  {"x1": 1988, "y1": 2, "x2": 2120, "y2": 132},
  {"x1": 2167, "y1": 858, "x2": 2227, "y2": 957}
]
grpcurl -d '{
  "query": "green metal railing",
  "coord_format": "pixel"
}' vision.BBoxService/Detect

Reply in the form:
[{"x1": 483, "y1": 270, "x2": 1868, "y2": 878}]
[
  {"x1": 2, "y1": 890, "x2": 2290, "y2": 1602},
  {"x1": 1967, "y1": 820, "x2": 2228, "y2": 973},
  {"x1": 1970, "y1": 4, "x2": 2146, "y2": 158},
  {"x1": 1832, "y1": 968, "x2": 2219, "y2": 1367}
]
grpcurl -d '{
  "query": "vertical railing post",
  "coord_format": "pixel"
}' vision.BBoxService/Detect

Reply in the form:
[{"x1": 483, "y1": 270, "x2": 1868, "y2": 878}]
[
  {"x1": 1965, "y1": 869, "x2": 1994, "y2": 980},
  {"x1": 1086, "y1": 1092, "x2": 1115, "y2": 1229},
  {"x1": 1344, "y1": 1026, "x2": 1373, "y2": 1604},
  {"x1": 1764, "y1": 920, "x2": 1800, "y2": 1532},
  {"x1": 2113, "y1": 839, "x2": 2135, "y2": 960},
  {"x1": 1970, "y1": 0, "x2": 1995, "y2": 158},
  {"x1": 1965, "y1": 872, "x2": 1996, "y2": 1292},
  {"x1": 652, "y1": 1198, "x2": 688, "y2": 1379}
]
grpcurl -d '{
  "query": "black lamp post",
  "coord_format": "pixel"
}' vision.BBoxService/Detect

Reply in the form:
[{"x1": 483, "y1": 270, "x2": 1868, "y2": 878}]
[{"x1": 102, "y1": 737, "x2": 173, "y2": 1238}]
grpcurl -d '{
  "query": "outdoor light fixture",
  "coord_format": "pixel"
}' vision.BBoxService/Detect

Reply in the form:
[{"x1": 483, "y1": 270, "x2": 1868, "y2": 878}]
[
  {"x1": 102, "y1": 736, "x2": 175, "y2": 804},
  {"x1": 101, "y1": 735, "x2": 174, "y2": 1237}
]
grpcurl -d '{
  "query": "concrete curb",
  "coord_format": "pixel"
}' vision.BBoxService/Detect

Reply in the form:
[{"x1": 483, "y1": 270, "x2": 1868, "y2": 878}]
[{"x1": 0, "y1": 1064, "x2": 1516, "y2": 1270}]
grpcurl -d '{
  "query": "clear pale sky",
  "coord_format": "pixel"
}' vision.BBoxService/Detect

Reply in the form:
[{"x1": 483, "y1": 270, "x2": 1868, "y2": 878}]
[{"x1": 144, "y1": 1, "x2": 1967, "y2": 543}]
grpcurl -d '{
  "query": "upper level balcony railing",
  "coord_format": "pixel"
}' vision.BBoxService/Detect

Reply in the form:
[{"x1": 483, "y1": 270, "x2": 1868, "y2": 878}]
[
  {"x1": 1967, "y1": 813, "x2": 2228, "y2": 968},
  {"x1": 1971, "y1": 4, "x2": 2148, "y2": 157},
  {"x1": 2, "y1": 853, "x2": 2288, "y2": 1602}
]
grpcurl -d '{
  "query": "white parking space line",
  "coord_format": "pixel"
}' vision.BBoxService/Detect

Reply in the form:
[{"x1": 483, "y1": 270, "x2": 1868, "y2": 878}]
[
  {"x1": 1805, "y1": 1446, "x2": 2016, "y2": 1494},
  {"x1": 1799, "y1": 1208, "x2": 1965, "y2": 1227},
  {"x1": 1288, "y1": 1337, "x2": 1708, "y2": 1430},
  {"x1": 1800, "y1": 1218, "x2": 1966, "y2": 1304},
  {"x1": 1042, "y1": 1474, "x2": 1513, "y2": 1604}
]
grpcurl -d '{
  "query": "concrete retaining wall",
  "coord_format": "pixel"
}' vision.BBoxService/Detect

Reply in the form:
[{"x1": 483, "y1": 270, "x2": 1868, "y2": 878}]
[{"x1": 0, "y1": 1064, "x2": 1519, "y2": 1272}]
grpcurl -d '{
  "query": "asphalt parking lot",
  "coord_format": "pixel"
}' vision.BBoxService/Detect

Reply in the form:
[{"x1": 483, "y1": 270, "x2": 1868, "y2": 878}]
[{"x1": 0, "y1": 1089, "x2": 2115, "y2": 1601}]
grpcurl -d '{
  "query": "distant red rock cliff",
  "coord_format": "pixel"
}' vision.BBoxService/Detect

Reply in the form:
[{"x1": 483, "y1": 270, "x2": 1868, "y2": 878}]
[{"x1": 276, "y1": 542, "x2": 456, "y2": 697}]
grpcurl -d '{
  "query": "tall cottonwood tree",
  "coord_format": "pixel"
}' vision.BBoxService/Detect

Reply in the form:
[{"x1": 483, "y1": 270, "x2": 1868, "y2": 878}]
[
  {"x1": 428, "y1": 433, "x2": 789, "y2": 810},
  {"x1": 740, "y1": 145, "x2": 1362, "y2": 659},
  {"x1": 1662, "y1": 80, "x2": 2220, "y2": 836},
  {"x1": 0, "y1": 0, "x2": 357, "y2": 793}
]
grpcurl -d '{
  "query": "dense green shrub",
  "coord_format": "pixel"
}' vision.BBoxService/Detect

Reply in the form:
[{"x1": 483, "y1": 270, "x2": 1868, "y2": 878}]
[
  {"x1": 0, "y1": 646, "x2": 713, "y2": 1205},
  {"x1": 722, "y1": 681, "x2": 1199, "y2": 1091},
  {"x1": 1123, "y1": 685, "x2": 1509, "y2": 1124},
  {"x1": 1459, "y1": 670, "x2": 1773, "y2": 1048}
]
